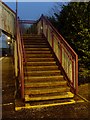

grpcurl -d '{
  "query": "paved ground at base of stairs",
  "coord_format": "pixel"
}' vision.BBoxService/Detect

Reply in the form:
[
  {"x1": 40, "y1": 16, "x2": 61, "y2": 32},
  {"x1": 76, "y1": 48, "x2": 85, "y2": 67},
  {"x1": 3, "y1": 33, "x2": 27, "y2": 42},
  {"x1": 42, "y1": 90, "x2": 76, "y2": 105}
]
[{"x1": 1, "y1": 57, "x2": 90, "y2": 120}]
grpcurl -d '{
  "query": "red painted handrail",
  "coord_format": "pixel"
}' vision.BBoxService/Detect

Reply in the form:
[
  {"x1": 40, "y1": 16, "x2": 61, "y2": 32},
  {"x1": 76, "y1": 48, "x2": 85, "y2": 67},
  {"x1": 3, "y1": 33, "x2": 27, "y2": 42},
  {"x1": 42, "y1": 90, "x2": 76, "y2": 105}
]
[
  {"x1": 16, "y1": 19, "x2": 36, "y2": 99},
  {"x1": 16, "y1": 18, "x2": 26, "y2": 99},
  {"x1": 37, "y1": 15, "x2": 78, "y2": 94},
  {"x1": 42, "y1": 16, "x2": 77, "y2": 57}
]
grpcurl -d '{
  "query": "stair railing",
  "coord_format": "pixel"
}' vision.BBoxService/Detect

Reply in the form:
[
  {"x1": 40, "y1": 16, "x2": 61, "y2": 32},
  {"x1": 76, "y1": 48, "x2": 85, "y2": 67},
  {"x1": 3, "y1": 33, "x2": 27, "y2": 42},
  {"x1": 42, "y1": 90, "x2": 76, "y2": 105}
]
[
  {"x1": 16, "y1": 18, "x2": 26, "y2": 99},
  {"x1": 16, "y1": 19, "x2": 37, "y2": 99},
  {"x1": 37, "y1": 15, "x2": 78, "y2": 94}
]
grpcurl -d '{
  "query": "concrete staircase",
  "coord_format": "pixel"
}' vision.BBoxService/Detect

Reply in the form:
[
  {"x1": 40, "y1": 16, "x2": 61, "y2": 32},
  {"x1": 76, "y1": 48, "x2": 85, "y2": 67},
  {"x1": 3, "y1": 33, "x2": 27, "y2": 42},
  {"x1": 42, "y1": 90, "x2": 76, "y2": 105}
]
[{"x1": 23, "y1": 34, "x2": 74, "y2": 102}]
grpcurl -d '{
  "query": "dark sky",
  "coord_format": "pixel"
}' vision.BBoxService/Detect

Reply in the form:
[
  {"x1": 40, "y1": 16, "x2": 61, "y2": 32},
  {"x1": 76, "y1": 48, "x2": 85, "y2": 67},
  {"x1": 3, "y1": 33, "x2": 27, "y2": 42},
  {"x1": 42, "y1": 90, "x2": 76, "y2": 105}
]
[{"x1": 5, "y1": 2, "x2": 56, "y2": 20}]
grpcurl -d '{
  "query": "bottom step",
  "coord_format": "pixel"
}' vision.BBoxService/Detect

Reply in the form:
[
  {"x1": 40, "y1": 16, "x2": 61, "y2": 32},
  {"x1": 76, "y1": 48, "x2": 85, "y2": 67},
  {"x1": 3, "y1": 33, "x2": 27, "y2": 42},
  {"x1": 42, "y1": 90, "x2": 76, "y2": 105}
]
[
  {"x1": 25, "y1": 99, "x2": 75, "y2": 107},
  {"x1": 15, "y1": 94, "x2": 84, "y2": 111},
  {"x1": 15, "y1": 99, "x2": 77, "y2": 111},
  {"x1": 25, "y1": 92, "x2": 74, "y2": 102}
]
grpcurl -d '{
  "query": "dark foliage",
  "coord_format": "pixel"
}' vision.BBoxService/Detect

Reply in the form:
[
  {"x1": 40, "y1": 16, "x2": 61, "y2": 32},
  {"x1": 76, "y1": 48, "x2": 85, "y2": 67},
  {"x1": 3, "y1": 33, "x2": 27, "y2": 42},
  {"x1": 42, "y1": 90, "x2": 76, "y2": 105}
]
[{"x1": 48, "y1": 2, "x2": 90, "y2": 84}]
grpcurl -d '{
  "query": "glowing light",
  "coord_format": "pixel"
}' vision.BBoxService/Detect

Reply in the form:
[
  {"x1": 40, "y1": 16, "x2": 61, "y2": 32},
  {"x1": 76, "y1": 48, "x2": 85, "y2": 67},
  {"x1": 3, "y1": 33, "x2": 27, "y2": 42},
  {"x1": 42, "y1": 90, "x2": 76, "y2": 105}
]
[
  {"x1": 7, "y1": 36, "x2": 10, "y2": 40},
  {"x1": 41, "y1": 26, "x2": 43, "y2": 30},
  {"x1": 7, "y1": 41, "x2": 10, "y2": 45}
]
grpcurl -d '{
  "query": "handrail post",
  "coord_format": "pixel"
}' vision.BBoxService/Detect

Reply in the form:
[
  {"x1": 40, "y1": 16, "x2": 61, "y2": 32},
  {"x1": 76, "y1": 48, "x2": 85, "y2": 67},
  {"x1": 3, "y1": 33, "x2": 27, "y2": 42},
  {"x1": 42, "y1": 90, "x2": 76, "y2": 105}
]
[
  {"x1": 14, "y1": 0, "x2": 18, "y2": 77},
  {"x1": 51, "y1": 32, "x2": 54, "y2": 49},
  {"x1": 72, "y1": 59, "x2": 74, "y2": 89},
  {"x1": 75, "y1": 55, "x2": 78, "y2": 94},
  {"x1": 60, "y1": 42, "x2": 62, "y2": 64},
  {"x1": 41, "y1": 14, "x2": 43, "y2": 35},
  {"x1": 46, "y1": 24, "x2": 48, "y2": 39},
  {"x1": 14, "y1": 40, "x2": 18, "y2": 77}
]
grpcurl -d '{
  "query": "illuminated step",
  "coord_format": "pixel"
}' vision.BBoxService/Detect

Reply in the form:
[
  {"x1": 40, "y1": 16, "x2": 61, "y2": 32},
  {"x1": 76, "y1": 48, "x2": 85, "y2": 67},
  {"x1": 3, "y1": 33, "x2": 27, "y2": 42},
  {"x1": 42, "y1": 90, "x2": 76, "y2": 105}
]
[
  {"x1": 25, "y1": 70, "x2": 61, "y2": 76},
  {"x1": 25, "y1": 92, "x2": 74, "y2": 101},
  {"x1": 25, "y1": 75, "x2": 64, "y2": 82},
  {"x1": 25, "y1": 81, "x2": 67, "y2": 88},
  {"x1": 25, "y1": 87, "x2": 70, "y2": 95}
]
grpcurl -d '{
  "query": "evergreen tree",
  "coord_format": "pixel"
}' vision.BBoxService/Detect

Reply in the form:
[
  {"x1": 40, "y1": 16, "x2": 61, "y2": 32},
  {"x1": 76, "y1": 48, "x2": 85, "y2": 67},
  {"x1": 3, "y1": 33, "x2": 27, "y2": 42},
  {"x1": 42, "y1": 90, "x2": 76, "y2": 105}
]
[{"x1": 48, "y1": 2, "x2": 90, "y2": 84}]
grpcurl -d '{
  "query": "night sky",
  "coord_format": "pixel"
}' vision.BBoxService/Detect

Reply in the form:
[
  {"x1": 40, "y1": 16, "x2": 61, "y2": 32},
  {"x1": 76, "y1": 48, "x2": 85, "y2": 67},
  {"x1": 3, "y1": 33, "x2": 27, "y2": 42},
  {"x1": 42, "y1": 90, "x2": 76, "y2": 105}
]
[{"x1": 5, "y1": 2, "x2": 56, "y2": 20}]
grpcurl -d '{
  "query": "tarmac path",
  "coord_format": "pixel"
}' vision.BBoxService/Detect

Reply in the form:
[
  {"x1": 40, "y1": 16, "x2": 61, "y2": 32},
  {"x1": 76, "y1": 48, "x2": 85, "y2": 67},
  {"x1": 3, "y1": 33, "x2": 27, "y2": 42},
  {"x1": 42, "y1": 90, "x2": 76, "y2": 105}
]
[{"x1": 2, "y1": 57, "x2": 15, "y2": 119}]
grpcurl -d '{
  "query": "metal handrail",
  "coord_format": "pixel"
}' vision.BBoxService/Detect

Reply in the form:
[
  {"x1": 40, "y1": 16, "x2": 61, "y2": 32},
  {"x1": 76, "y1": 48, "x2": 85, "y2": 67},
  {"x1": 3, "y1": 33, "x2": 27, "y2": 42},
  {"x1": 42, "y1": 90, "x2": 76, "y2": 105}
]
[
  {"x1": 42, "y1": 16, "x2": 77, "y2": 57},
  {"x1": 16, "y1": 19, "x2": 26, "y2": 99},
  {"x1": 16, "y1": 19, "x2": 38, "y2": 99},
  {"x1": 19, "y1": 20, "x2": 27, "y2": 64},
  {"x1": 37, "y1": 15, "x2": 78, "y2": 94}
]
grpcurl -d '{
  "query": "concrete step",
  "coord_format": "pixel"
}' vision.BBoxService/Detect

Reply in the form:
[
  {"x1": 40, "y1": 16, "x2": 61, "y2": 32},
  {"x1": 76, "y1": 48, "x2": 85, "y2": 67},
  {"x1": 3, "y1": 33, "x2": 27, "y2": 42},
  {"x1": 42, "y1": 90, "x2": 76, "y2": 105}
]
[
  {"x1": 23, "y1": 37, "x2": 46, "y2": 39},
  {"x1": 25, "y1": 48, "x2": 50, "y2": 51},
  {"x1": 25, "y1": 75, "x2": 64, "y2": 82},
  {"x1": 26, "y1": 61, "x2": 56, "y2": 66},
  {"x1": 24, "y1": 39, "x2": 46, "y2": 42},
  {"x1": 22, "y1": 34, "x2": 42, "y2": 37},
  {"x1": 26, "y1": 51, "x2": 51, "y2": 54},
  {"x1": 23, "y1": 35, "x2": 43, "y2": 38},
  {"x1": 25, "y1": 66, "x2": 59, "y2": 71},
  {"x1": 26, "y1": 54, "x2": 53, "y2": 58},
  {"x1": 25, "y1": 81, "x2": 67, "y2": 88},
  {"x1": 23, "y1": 39, "x2": 46, "y2": 42},
  {"x1": 25, "y1": 87, "x2": 70, "y2": 95},
  {"x1": 25, "y1": 92, "x2": 74, "y2": 101},
  {"x1": 24, "y1": 43, "x2": 47, "y2": 46},
  {"x1": 26, "y1": 58, "x2": 54, "y2": 62},
  {"x1": 23, "y1": 35, "x2": 45, "y2": 38},
  {"x1": 25, "y1": 70, "x2": 61, "y2": 76},
  {"x1": 24, "y1": 45, "x2": 48, "y2": 48},
  {"x1": 23, "y1": 35, "x2": 44, "y2": 37},
  {"x1": 24, "y1": 40, "x2": 47, "y2": 45}
]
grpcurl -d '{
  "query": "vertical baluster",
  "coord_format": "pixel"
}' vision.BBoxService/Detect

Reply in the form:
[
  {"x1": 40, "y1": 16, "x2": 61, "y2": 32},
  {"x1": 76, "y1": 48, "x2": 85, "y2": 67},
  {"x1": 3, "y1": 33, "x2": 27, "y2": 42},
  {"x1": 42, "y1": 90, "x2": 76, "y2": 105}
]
[
  {"x1": 60, "y1": 42, "x2": 62, "y2": 64},
  {"x1": 52, "y1": 32, "x2": 54, "y2": 50}
]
